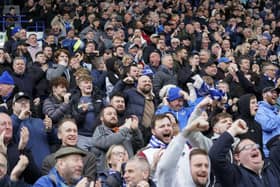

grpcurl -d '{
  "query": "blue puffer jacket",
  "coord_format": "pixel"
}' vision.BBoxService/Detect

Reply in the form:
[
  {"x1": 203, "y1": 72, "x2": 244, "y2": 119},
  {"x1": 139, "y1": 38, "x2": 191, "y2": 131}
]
[{"x1": 33, "y1": 168, "x2": 81, "y2": 187}]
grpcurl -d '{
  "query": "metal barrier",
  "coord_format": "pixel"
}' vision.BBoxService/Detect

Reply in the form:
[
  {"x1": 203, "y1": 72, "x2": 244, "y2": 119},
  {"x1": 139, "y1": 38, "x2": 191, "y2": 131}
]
[{"x1": 0, "y1": 15, "x2": 45, "y2": 32}]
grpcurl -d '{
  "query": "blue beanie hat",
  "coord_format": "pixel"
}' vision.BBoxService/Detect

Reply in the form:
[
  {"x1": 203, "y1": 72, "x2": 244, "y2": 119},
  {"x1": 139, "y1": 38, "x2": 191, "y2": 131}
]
[
  {"x1": 0, "y1": 71, "x2": 14, "y2": 85},
  {"x1": 11, "y1": 26, "x2": 21, "y2": 36},
  {"x1": 167, "y1": 87, "x2": 184, "y2": 102}
]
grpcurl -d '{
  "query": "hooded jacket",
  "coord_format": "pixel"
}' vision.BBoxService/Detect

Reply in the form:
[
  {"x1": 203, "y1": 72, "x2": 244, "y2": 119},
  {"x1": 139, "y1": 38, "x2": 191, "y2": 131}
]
[{"x1": 237, "y1": 94, "x2": 263, "y2": 149}]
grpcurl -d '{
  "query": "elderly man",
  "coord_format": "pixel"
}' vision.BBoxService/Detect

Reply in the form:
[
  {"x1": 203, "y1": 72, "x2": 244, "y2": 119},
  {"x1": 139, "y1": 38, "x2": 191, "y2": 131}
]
[
  {"x1": 41, "y1": 118, "x2": 97, "y2": 179},
  {"x1": 0, "y1": 112, "x2": 41, "y2": 184},
  {"x1": 209, "y1": 118, "x2": 280, "y2": 187},
  {"x1": 0, "y1": 71, "x2": 16, "y2": 114},
  {"x1": 11, "y1": 91, "x2": 56, "y2": 169},
  {"x1": 124, "y1": 156, "x2": 156, "y2": 187},
  {"x1": 0, "y1": 152, "x2": 31, "y2": 187},
  {"x1": 33, "y1": 146, "x2": 92, "y2": 186}
]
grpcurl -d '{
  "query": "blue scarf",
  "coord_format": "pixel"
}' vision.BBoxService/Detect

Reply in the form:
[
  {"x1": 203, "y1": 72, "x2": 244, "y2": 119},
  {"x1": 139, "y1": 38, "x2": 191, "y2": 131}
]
[{"x1": 147, "y1": 135, "x2": 168, "y2": 149}]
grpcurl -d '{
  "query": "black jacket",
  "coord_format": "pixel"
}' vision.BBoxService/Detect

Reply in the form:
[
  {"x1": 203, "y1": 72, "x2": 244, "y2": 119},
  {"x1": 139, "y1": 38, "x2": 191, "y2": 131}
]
[
  {"x1": 237, "y1": 94, "x2": 263, "y2": 149},
  {"x1": 209, "y1": 132, "x2": 280, "y2": 187},
  {"x1": 71, "y1": 88, "x2": 104, "y2": 136}
]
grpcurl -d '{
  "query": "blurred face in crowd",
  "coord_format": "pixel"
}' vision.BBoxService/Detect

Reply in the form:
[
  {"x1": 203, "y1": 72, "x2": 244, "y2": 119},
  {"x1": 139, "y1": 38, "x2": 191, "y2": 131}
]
[
  {"x1": 115, "y1": 46, "x2": 125, "y2": 58},
  {"x1": 128, "y1": 66, "x2": 140, "y2": 80},
  {"x1": 57, "y1": 154, "x2": 84, "y2": 185},
  {"x1": 107, "y1": 145, "x2": 128, "y2": 169},
  {"x1": 85, "y1": 42, "x2": 96, "y2": 54},
  {"x1": 235, "y1": 139, "x2": 263, "y2": 174},
  {"x1": 249, "y1": 97, "x2": 258, "y2": 116},
  {"x1": 204, "y1": 64, "x2": 217, "y2": 76},
  {"x1": 162, "y1": 55, "x2": 174, "y2": 69},
  {"x1": 36, "y1": 53, "x2": 47, "y2": 65},
  {"x1": 149, "y1": 52, "x2": 161, "y2": 67},
  {"x1": 44, "y1": 46, "x2": 53, "y2": 59},
  {"x1": 152, "y1": 117, "x2": 173, "y2": 144},
  {"x1": 137, "y1": 75, "x2": 152, "y2": 94},
  {"x1": 124, "y1": 160, "x2": 149, "y2": 186},
  {"x1": 222, "y1": 39, "x2": 231, "y2": 51},
  {"x1": 28, "y1": 34, "x2": 38, "y2": 46},
  {"x1": 0, "y1": 113, "x2": 13, "y2": 144},
  {"x1": 69, "y1": 57, "x2": 81, "y2": 70},
  {"x1": 264, "y1": 64, "x2": 278, "y2": 79},
  {"x1": 57, "y1": 121, "x2": 78, "y2": 146},
  {"x1": 190, "y1": 153, "x2": 209, "y2": 187},
  {"x1": 189, "y1": 54, "x2": 200, "y2": 66},
  {"x1": 19, "y1": 29, "x2": 27, "y2": 40},
  {"x1": 239, "y1": 59, "x2": 250, "y2": 73},
  {"x1": 263, "y1": 90, "x2": 278, "y2": 105},
  {"x1": 57, "y1": 52, "x2": 69, "y2": 64},
  {"x1": 52, "y1": 84, "x2": 67, "y2": 100},
  {"x1": 13, "y1": 58, "x2": 26, "y2": 75},
  {"x1": 213, "y1": 116, "x2": 232, "y2": 134},
  {"x1": 58, "y1": 120, "x2": 78, "y2": 146},
  {"x1": 157, "y1": 39, "x2": 166, "y2": 51},
  {"x1": 199, "y1": 50, "x2": 210, "y2": 64},
  {"x1": 101, "y1": 107, "x2": 119, "y2": 128},
  {"x1": 110, "y1": 96, "x2": 125, "y2": 114},
  {"x1": 12, "y1": 97, "x2": 30, "y2": 116},
  {"x1": 78, "y1": 79, "x2": 93, "y2": 95},
  {"x1": 45, "y1": 34, "x2": 55, "y2": 45},
  {"x1": 169, "y1": 98, "x2": 184, "y2": 111}
]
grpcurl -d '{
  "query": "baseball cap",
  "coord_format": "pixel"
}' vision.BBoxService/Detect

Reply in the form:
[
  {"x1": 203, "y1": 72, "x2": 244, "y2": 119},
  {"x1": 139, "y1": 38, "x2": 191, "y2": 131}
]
[
  {"x1": 218, "y1": 57, "x2": 231, "y2": 64},
  {"x1": 150, "y1": 34, "x2": 159, "y2": 38},
  {"x1": 262, "y1": 87, "x2": 280, "y2": 94},
  {"x1": 13, "y1": 92, "x2": 31, "y2": 103}
]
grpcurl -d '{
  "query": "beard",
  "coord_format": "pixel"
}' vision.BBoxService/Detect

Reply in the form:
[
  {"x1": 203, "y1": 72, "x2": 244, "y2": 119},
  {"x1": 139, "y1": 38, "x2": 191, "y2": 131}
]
[
  {"x1": 140, "y1": 86, "x2": 151, "y2": 94},
  {"x1": 103, "y1": 118, "x2": 119, "y2": 128}
]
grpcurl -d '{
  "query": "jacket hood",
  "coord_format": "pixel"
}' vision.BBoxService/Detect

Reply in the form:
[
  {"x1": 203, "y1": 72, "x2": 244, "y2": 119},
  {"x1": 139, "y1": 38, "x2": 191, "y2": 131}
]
[{"x1": 237, "y1": 94, "x2": 254, "y2": 118}]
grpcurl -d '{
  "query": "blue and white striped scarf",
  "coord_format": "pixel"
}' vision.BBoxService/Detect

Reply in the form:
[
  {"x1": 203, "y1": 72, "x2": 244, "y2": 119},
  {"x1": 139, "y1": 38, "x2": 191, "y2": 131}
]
[{"x1": 147, "y1": 135, "x2": 168, "y2": 149}]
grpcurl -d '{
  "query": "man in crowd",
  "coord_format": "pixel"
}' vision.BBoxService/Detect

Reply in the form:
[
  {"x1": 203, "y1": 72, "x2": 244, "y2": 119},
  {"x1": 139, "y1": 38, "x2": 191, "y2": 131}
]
[
  {"x1": 33, "y1": 146, "x2": 94, "y2": 186},
  {"x1": 156, "y1": 86, "x2": 195, "y2": 130},
  {"x1": 255, "y1": 87, "x2": 280, "y2": 157},
  {"x1": 110, "y1": 92, "x2": 127, "y2": 125},
  {"x1": 41, "y1": 118, "x2": 96, "y2": 179},
  {"x1": 91, "y1": 105, "x2": 144, "y2": 172},
  {"x1": 157, "y1": 117, "x2": 211, "y2": 187},
  {"x1": 124, "y1": 156, "x2": 156, "y2": 187},
  {"x1": 43, "y1": 76, "x2": 72, "y2": 127},
  {"x1": 209, "y1": 118, "x2": 280, "y2": 186},
  {"x1": 124, "y1": 75, "x2": 155, "y2": 144},
  {"x1": 71, "y1": 75, "x2": 103, "y2": 150},
  {"x1": 11, "y1": 91, "x2": 56, "y2": 169},
  {"x1": 138, "y1": 114, "x2": 174, "y2": 183},
  {"x1": 0, "y1": 112, "x2": 41, "y2": 184}
]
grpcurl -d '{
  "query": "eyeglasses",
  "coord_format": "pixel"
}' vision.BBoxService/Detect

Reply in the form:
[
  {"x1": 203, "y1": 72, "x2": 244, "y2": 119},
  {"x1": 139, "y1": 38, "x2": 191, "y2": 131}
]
[
  {"x1": 236, "y1": 143, "x2": 260, "y2": 153},
  {"x1": 112, "y1": 151, "x2": 126, "y2": 156},
  {"x1": 266, "y1": 68, "x2": 278, "y2": 72}
]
